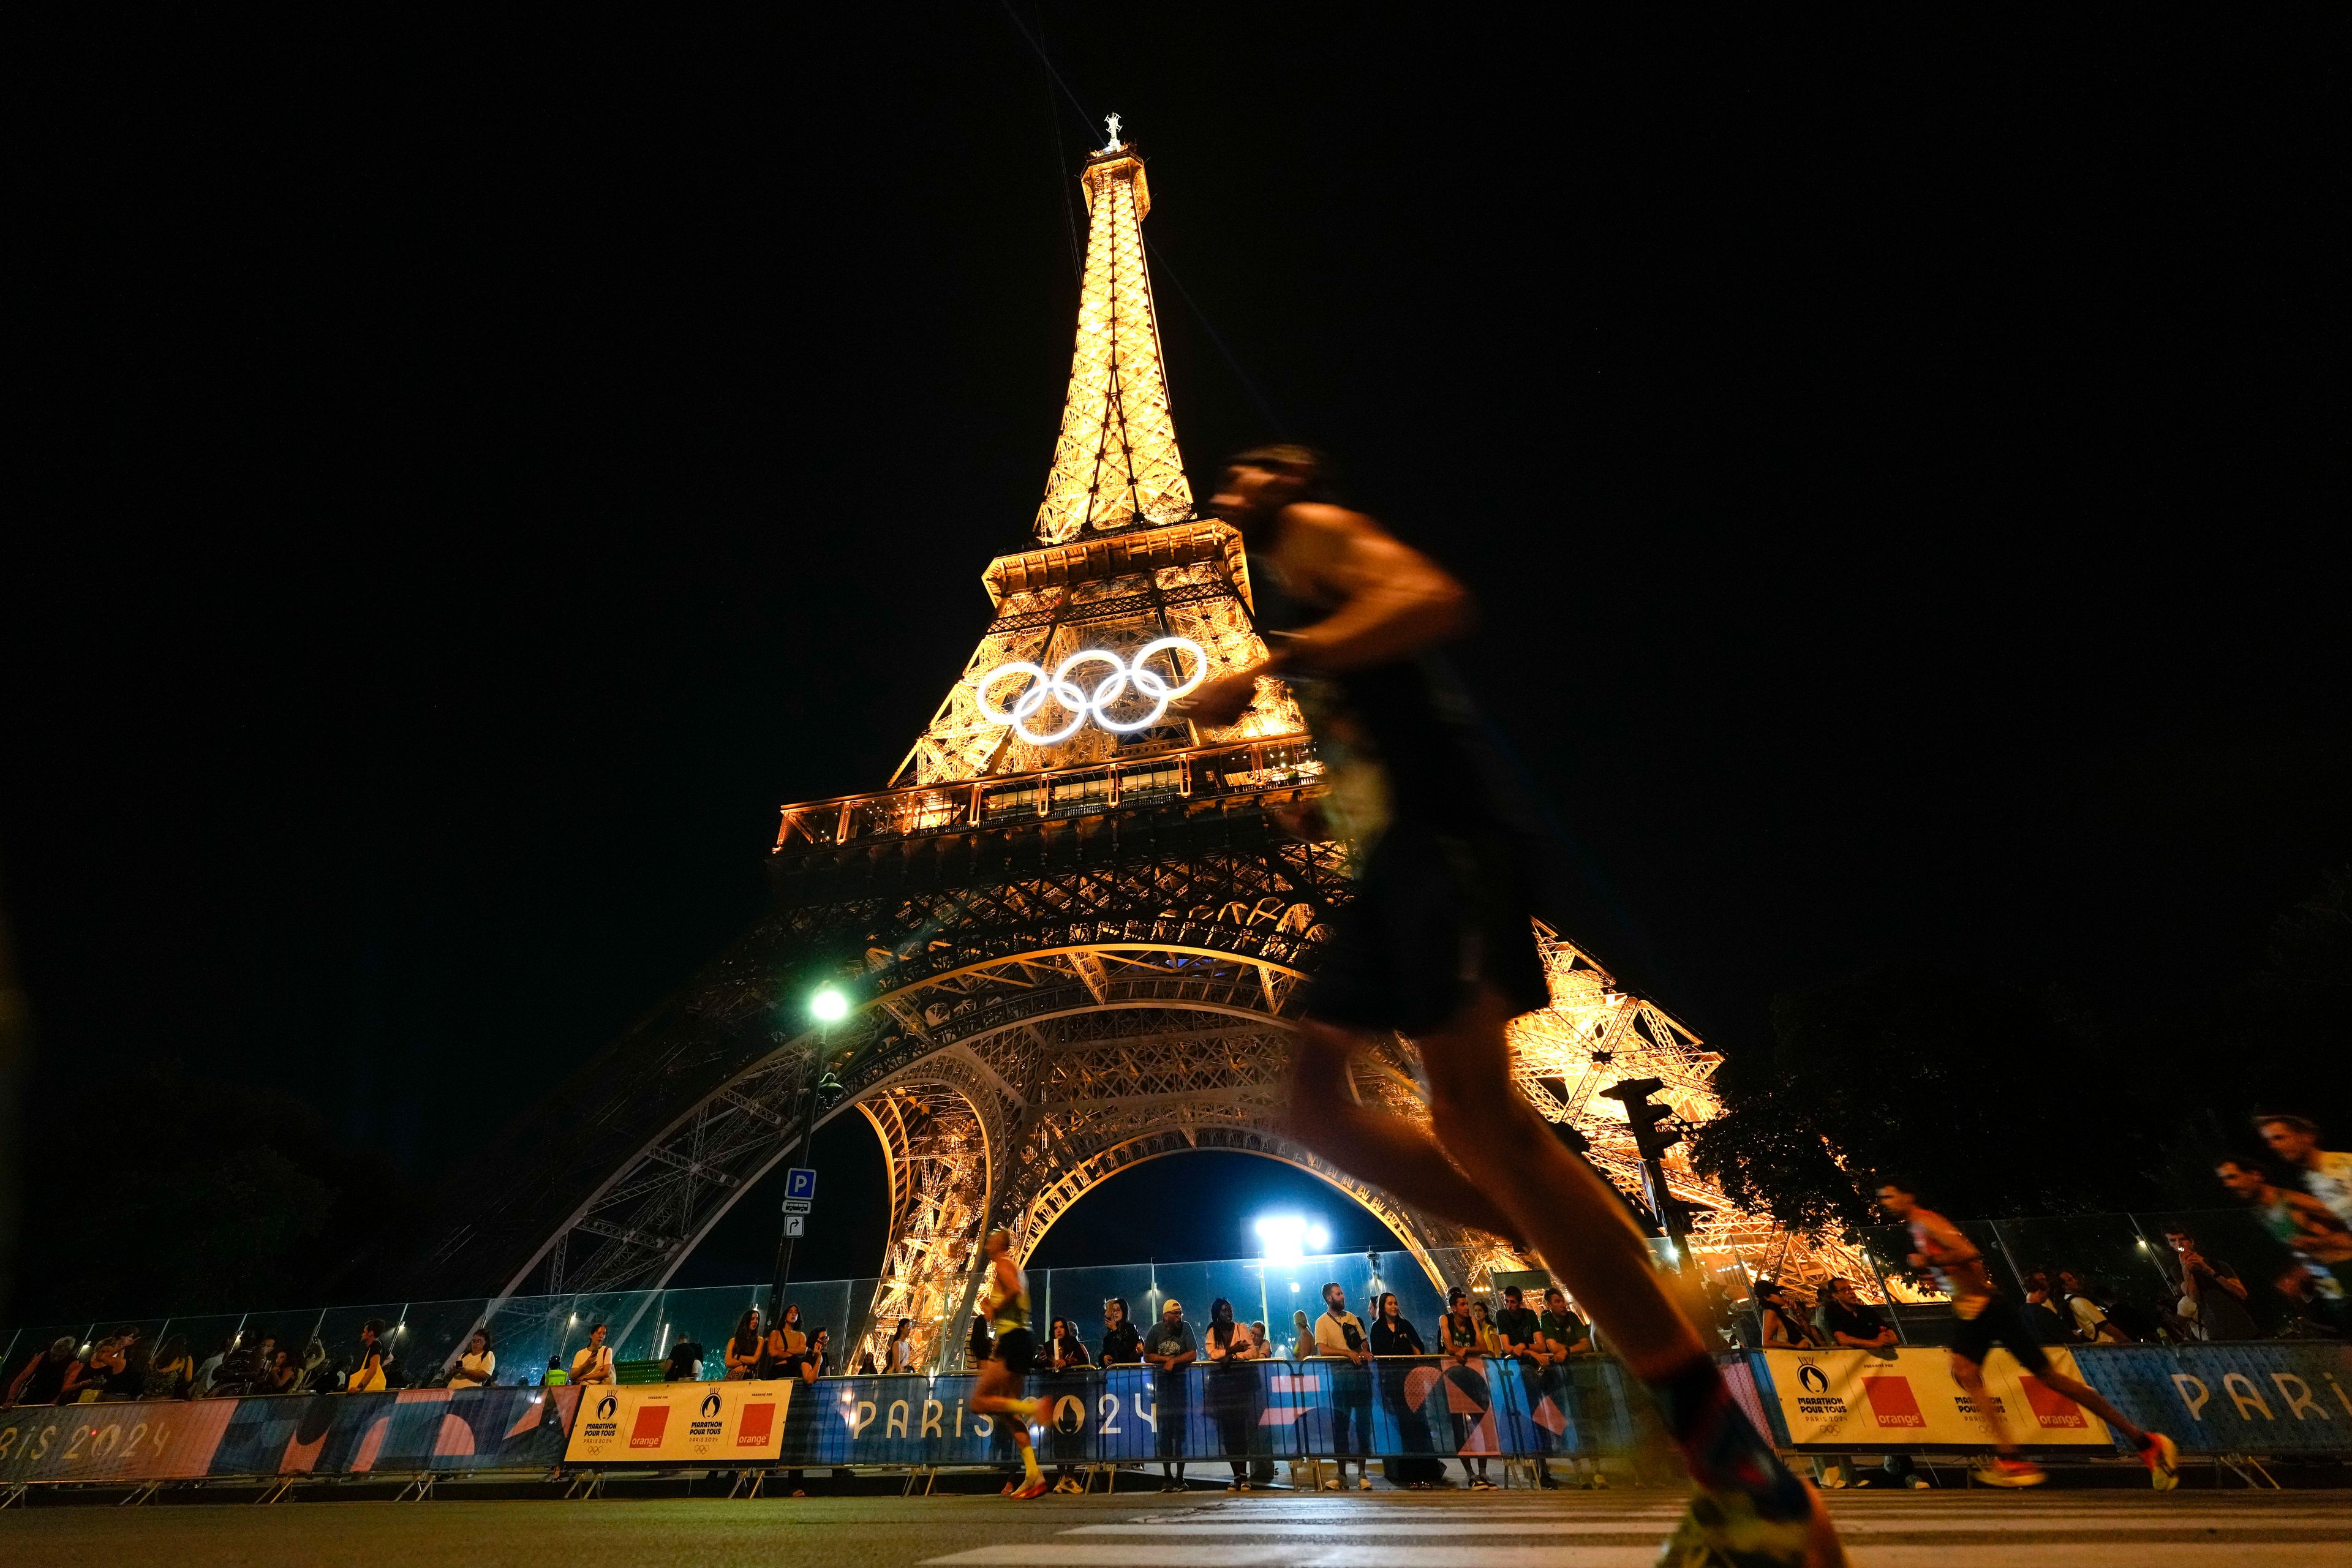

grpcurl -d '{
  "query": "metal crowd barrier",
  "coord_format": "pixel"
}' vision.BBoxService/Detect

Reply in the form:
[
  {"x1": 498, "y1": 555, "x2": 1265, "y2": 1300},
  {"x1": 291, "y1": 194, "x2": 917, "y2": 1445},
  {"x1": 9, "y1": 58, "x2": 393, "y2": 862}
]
[{"x1": 7, "y1": 1342, "x2": 2346, "y2": 1496}]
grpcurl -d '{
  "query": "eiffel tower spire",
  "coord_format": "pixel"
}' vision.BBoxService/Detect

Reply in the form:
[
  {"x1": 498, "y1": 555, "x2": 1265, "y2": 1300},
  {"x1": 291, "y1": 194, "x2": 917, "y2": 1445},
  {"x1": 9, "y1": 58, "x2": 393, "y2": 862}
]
[{"x1": 1032, "y1": 135, "x2": 1194, "y2": 545}]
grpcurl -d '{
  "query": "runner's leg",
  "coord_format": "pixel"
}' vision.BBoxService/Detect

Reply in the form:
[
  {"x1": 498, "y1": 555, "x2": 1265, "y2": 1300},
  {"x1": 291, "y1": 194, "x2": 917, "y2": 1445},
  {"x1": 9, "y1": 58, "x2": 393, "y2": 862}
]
[
  {"x1": 1404, "y1": 984, "x2": 1836, "y2": 1560},
  {"x1": 972, "y1": 1359, "x2": 1042, "y2": 1491},
  {"x1": 1947, "y1": 1354, "x2": 2017, "y2": 1455}
]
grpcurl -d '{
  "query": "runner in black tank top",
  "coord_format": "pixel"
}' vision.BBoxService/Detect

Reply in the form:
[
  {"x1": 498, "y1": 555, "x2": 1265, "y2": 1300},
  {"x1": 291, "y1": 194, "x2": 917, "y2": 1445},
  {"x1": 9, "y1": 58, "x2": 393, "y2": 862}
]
[{"x1": 1180, "y1": 447, "x2": 1845, "y2": 1568}]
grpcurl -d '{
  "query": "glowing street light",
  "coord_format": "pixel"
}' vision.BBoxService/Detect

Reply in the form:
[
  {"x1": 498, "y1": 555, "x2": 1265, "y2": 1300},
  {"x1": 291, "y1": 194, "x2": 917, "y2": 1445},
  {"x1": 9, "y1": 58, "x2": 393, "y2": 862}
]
[
  {"x1": 1253, "y1": 1215, "x2": 1330, "y2": 1262},
  {"x1": 810, "y1": 986, "x2": 850, "y2": 1025}
]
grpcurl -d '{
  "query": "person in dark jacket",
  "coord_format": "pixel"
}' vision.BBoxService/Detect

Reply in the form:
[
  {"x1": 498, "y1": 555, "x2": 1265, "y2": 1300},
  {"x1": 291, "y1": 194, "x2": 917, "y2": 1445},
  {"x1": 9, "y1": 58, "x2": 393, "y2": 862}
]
[
  {"x1": 5, "y1": 1338, "x2": 82, "y2": 1406},
  {"x1": 1370, "y1": 1292, "x2": 1435, "y2": 1488}
]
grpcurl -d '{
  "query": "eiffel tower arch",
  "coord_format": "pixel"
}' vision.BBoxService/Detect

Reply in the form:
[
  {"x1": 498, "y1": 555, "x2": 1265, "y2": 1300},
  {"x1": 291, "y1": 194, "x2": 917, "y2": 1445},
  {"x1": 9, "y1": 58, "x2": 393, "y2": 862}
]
[{"x1": 419, "y1": 136, "x2": 1864, "y2": 1371}]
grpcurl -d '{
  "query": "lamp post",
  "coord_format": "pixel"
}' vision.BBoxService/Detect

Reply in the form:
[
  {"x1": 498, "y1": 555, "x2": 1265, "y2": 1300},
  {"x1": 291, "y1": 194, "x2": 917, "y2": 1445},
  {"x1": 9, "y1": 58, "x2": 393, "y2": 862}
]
[{"x1": 767, "y1": 986, "x2": 848, "y2": 1329}]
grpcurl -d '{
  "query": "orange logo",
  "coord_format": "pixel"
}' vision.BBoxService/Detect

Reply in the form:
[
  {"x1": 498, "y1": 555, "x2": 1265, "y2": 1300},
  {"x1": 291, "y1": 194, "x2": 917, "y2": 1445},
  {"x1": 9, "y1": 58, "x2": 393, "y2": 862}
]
[
  {"x1": 628, "y1": 1406, "x2": 669, "y2": 1449},
  {"x1": 737, "y1": 1404, "x2": 775, "y2": 1446},
  {"x1": 1861, "y1": 1378, "x2": 1926, "y2": 1428},
  {"x1": 2018, "y1": 1376, "x2": 2086, "y2": 1428}
]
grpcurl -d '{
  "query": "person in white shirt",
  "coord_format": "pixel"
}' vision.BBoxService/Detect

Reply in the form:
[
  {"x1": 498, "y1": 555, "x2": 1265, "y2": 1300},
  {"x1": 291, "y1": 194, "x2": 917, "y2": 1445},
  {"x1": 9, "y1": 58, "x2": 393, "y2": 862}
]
[
  {"x1": 2056, "y1": 1272, "x2": 2127, "y2": 1344},
  {"x1": 570, "y1": 1323, "x2": 615, "y2": 1385},
  {"x1": 449, "y1": 1331, "x2": 496, "y2": 1390},
  {"x1": 1311, "y1": 1283, "x2": 1373, "y2": 1490},
  {"x1": 888, "y1": 1317, "x2": 917, "y2": 1373},
  {"x1": 2259, "y1": 1115, "x2": 2352, "y2": 1228}
]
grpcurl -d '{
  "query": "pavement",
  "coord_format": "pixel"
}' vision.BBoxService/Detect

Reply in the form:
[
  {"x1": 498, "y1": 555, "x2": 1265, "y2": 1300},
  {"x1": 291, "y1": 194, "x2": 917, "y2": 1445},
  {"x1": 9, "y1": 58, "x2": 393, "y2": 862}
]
[{"x1": 1, "y1": 1480, "x2": 2346, "y2": 1567}]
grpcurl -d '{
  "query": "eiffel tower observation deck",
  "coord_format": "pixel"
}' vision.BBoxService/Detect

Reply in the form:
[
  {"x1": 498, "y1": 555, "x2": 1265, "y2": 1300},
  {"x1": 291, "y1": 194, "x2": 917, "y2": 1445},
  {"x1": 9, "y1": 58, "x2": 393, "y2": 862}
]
[{"x1": 417, "y1": 131, "x2": 1864, "y2": 1370}]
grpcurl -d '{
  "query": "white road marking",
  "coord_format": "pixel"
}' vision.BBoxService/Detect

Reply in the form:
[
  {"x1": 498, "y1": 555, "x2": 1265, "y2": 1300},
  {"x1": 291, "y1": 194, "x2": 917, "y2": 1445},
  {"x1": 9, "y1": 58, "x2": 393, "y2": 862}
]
[
  {"x1": 1064, "y1": 1515, "x2": 2351, "y2": 1536},
  {"x1": 926, "y1": 1548, "x2": 2344, "y2": 1568}
]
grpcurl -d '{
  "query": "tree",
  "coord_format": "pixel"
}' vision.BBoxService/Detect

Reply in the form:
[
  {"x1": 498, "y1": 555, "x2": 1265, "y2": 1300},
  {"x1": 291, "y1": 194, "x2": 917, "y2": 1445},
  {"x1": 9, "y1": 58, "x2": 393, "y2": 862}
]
[{"x1": 1692, "y1": 962, "x2": 2160, "y2": 1230}]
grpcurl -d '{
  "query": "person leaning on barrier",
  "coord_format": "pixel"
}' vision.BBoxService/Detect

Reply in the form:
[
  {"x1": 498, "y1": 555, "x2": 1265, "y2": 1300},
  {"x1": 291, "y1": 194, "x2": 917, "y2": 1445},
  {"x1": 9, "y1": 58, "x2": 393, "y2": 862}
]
[
  {"x1": 888, "y1": 1316, "x2": 918, "y2": 1373},
  {"x1": 6, "y1": 1336, "x2": 81, "y2": 1406},
  {"x1": 1755, "y1": 1283, "x2": 1822, "y2": 1349},
  {"x1": 2056, "y1": 1271, "x2": 2130, "y2": 1345},
  {"x1": 541, "y1": 1355, "x2": 567, "y2": 1386},
  {"x1": 1099, "y1": 1296, "x2": 1143, "y2": 1366},
  {"x1": 449, "y1": 1330, "x2": 496, "y2": 1390},
  {"x1": 2163, "y1": 1227, "x2": 2258, "y2": 1343},
  {"x1": 1814, "y1": 1280, "x2": 1897, "y2": 1350},
  {"x1": 666, "y1": 1336, "x2": 704, "y2": 1382},
  {"x1": 265, "y1": 1346, "x2": 300, "y2": 1393},
  {"x1": 1048, "y1": 1317, "x2": 1091, "y2": 1373},
  {"x1": 143, "y1": 1333, "x2": 196, "y2": 1400},
  {"x1": 764, "y1": 1303, "x2": 807, "y2": 1377},
  {"x1": 1203, "y1": 1298, "x2": 1259, "y2": 1491},
  {"x1": 1537, "y1": 1288, "x2": 1604, "y2": 1490},
  {"x1": 1491, "y1": 1286, "x2": 1558, "y2": 1490},
  {"x1": 1313, "y1": 1281, "x2": 1374, "y2": 1491},
  {"x1": 2018, "y1": 1271, "x2": 2073, "y2": 1343},
  {"x1": 1142, "y1": 1297, "x2": 1197, "y2": 1492}
]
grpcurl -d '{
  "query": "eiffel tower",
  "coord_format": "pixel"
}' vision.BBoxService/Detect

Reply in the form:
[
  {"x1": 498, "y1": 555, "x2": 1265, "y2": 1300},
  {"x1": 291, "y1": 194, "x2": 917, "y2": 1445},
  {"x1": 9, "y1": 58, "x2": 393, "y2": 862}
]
[{"x1": 420, "y1": 134, "x2": 1860, "y2": 1369}]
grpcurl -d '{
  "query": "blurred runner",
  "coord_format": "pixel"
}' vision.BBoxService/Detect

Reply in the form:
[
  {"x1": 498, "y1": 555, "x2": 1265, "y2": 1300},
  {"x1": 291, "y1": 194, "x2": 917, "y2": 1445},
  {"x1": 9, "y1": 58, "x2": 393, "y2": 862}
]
[
  {"x1": 968, "y1": 1227, "x2": 1050, "y2": 1499},
  {"x1": 1185, "y1": 447, "x2": 1845, "y2": 1567},
  {"x1": 1875, "y1": 1180, "x2": 2177, "y2": 1489}
]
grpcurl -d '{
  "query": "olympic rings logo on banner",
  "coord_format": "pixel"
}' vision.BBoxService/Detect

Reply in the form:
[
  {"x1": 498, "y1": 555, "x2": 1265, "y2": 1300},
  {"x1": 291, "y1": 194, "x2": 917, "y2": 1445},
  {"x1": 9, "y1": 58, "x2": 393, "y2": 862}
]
[{"x1": 974, "y1": 637, "x2": 1209, "y2": 745}]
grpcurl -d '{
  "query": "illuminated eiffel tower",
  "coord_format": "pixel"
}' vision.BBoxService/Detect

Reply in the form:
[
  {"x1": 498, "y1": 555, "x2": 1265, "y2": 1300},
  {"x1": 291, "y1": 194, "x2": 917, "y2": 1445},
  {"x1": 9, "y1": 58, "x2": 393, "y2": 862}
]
[{"x1": 420, "y1": 132, "x2": 1862, "y2": 1369}]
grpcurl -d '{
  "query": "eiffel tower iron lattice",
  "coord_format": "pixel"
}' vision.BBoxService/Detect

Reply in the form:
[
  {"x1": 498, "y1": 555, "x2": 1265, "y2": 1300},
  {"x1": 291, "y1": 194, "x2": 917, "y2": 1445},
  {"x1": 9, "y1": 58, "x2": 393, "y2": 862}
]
[{"x1": 417, "y1": 135, "x2": 1870, "y2": 1373}]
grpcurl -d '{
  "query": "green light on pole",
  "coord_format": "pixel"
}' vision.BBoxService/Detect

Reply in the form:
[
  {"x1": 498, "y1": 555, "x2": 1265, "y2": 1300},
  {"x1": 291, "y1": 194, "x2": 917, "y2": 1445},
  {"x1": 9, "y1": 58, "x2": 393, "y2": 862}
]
[{"x1": 810, "y1": 986, "x2": 849, "y2": 1025}]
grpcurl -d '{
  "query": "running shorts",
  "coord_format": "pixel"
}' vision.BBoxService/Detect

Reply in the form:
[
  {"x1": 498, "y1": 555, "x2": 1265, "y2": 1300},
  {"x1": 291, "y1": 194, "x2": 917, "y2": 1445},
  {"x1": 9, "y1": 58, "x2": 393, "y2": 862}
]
[
  {"x1": 1305, "y1": 820, "x2": 1552, "y2": 1036},
  {"x1": 993, "y1": 1327, "x2": 1038, "y2": 1376},
  {"x1": 1945, "y1": 1294, "x2": 2050, "y2": 1377}
]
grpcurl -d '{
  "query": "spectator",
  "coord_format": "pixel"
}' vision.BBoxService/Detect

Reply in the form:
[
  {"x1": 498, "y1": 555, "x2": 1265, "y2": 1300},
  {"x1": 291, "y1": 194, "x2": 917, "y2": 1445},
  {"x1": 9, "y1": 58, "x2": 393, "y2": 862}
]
[
  {"x1": 725, "y1": 1308, "x2": 763, "y2": 1379},
  {"x1": 570, "y1": 1323, "x2": 615, "y2": 1386},
  {"x1": 449, "y1": 1331, "x2": 496, "y2": 1390},
  {"x1": 1814, "y1": 1279, "x2": 1897, "y2": 1349},
  {"x1": 143, "y1": 1333, "x2": 196, "y2": 1400},
  {"x1": 1313, "y1": 1281, "x2": 1373, "y2": 1492},
  {"x1": 55, "y1": 1339, "x2": 110, "y2": 1404},
  {"x1": 1371, "y1": 1292, "x2": 1434, "y2": 1490},
  {"x1": 2275, "y1": 1269, "x2": 2348, "y2": 1338},
  {"x1": 966, "y1": 1310, "x2": 993, "y2": 1372},
  {"x1": 766, "y1": 1303, "x2": 808, "y2": 1378},
  {"x1": 1438, "y1": 1287, "x2": 1494, "y2": 1490},
  {"x1": 1100, "y1": 1297, "x2": 1142, "y2": 1366},
  {"x1": 349, "y1": 1320, "x2": 390, "y2": 1392},
  {"x1": 888, "y1": 1317, "x2": 918, "y2": 1373},
  {"x1": 108, "y1": 1329, "x2": 153, "y2": 1401},
  {"x1": 665, "y1": 1336, "x2": 704, "y2": 1382},
  {"x1": 2056, "y1": 1272, "x2": 2128, "y2": 1344},
  {"x1": 2256, "y1": 1115, "x2": 2352, "y2": 1228},
  {"x1": 1142, "y1": 1297, "x2": 1197, "y2": 1493},
  {"x1": 1047, "y1": 1317, "x2": 1091, "y2": 1373},
  {"x1": 1248, "y1": 1319, "x2": 1276, "y2": 1360},
  {"x1": 1490, "y1": 1285, "x2": 1553, "y2": 1488},
  {"x1": 297, "y1": 1338, "x2": 330, "y2": 1392},
  {"x1": 264, "y1": 1348, "x2": 300, "y2": 1394},
  {"x1": 798, "y1": 1327, "x2": 829, "y2": 1382},
  {"x1": 2019, "y1": 1271, "x2": 2072, "y2": 1344},
  {"x1": 2217, "y1": 1156, "x2": 2352, "y2": 1316},
  {"x1": 1754, "y1": 1283, "x2": 1822, "y2": 1348},
  {"x1": 1537, "y1": 1287, "x2": 1603, "y2": 1489},
  {"x1": 6, "y1": 1336, "x2": 82, "y2": 1406},
  {"x1": 192, "y1": 1336, "x2": 235, "y2": 1397},
  {"x1": 1290, "y1": 1308, "x2": 1314, "y2": 1362},
  {"x1": 541, "y1": 1356, "x2": 568, "y2": 1387},
  {"x1": 1204, "y1": 1298, "x2": 1257, "y2": 1491}
]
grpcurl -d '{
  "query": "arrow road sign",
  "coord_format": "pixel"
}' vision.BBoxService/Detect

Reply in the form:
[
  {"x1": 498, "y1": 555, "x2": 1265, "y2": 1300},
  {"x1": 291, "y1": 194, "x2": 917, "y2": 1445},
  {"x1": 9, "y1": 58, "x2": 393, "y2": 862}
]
[
  {"x1": 785, "y1": 1167, "x2": 818, "y2": 1202},
  {"x1": 782, "y1": 1215, "x2": 805, "y2": 1238}
]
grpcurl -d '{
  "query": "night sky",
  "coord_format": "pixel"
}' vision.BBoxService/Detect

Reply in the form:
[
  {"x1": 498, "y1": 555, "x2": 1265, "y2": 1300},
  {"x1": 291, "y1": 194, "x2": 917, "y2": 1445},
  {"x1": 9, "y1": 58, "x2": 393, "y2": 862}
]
[{"x1": 8, "y1": 12, "x2": 2343, "y2": 1302}]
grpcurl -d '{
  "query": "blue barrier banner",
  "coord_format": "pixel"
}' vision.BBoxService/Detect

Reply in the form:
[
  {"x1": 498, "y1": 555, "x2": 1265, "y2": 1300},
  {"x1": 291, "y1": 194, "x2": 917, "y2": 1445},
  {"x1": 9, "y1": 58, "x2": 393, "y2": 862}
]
[
  {"x1": 765, "y1": 1359, "x2": 1641, "y2": 1471},
  {"x1": 0, "y1": 1385, "x2": 579, "y2": 1484},
  {"x1": 2072, "y1": 1343, "x2": 2352, "y2": 1457}
]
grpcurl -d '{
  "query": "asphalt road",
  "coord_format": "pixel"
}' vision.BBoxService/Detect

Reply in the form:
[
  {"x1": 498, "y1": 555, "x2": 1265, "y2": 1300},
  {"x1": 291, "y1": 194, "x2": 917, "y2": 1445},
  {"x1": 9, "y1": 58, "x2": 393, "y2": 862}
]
[{"x1": 1, "y1": 1483, "x2": 2345, "y2": 1567}]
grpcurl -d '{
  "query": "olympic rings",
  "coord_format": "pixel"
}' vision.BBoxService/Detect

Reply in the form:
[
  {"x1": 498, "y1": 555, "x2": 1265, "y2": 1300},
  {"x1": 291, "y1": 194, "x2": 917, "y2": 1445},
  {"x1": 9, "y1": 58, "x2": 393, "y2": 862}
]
[{"x1": 974, "y1": 637, "x2": 1209, "y2": 745}]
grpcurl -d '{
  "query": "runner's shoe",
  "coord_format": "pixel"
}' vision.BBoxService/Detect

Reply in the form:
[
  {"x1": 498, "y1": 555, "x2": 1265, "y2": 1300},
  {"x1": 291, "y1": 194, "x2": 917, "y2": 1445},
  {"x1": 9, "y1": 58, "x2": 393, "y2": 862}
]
[
  {"x1": 2138, "y1": 1431, "x2": 2179, "y2": 1491},
  {"x1": 1971, "y1": 1457, "x2": 2045, "y2": 1488},
  {"x1": 1653, "y1": 1481, "x2": 1847, "y2": 1568},
  {"x1": 1009, "y1": 1474, "x2": 1050, "y2": 1500}
]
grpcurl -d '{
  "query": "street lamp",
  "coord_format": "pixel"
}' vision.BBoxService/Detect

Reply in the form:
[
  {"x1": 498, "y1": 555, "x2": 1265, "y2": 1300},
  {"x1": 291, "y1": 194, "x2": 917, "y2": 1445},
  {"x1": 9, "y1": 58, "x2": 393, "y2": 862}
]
[{"x1": 771, "y1": 982, "x2": 849, "y2": 1326}]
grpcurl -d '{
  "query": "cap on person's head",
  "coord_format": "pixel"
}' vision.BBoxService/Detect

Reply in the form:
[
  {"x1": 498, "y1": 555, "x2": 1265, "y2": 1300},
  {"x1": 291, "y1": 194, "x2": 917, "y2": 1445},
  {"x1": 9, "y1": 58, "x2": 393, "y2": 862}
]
[{"x1": 1163, "y1": 1298, "x2": 1182, "y2": 1314}]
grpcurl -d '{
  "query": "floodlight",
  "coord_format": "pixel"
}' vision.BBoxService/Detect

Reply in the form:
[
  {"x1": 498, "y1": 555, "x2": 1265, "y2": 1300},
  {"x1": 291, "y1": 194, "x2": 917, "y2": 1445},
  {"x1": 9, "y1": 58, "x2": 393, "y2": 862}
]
[
  {"x1": 810, "y1": 986, "x2": 850, "y2": 1023},
  {"x1": 1305, "y1": 1224, "x2": 1330, "y2": 1251}
]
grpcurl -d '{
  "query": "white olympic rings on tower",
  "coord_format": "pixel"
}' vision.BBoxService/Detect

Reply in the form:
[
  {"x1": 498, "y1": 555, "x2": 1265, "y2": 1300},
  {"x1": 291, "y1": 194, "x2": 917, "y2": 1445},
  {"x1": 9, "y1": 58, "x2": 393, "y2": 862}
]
[{"x1": 974, "y1": 637, "x2": 1209, "y2": 745}]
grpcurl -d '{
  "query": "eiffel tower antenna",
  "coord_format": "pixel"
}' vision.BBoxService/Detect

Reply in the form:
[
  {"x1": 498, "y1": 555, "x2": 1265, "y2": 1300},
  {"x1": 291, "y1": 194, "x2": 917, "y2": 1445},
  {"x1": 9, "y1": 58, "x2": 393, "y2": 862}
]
[{"x1": 413, "y1": 138, "x2": 1874, "y2": 1378}]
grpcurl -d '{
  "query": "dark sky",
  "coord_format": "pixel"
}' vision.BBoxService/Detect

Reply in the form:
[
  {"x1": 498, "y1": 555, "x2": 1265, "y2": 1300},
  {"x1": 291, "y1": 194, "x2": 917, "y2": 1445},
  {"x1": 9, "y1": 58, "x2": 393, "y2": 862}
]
[{"x1": 9, "y1": 11, "x2": 2343, "y2": 1289}]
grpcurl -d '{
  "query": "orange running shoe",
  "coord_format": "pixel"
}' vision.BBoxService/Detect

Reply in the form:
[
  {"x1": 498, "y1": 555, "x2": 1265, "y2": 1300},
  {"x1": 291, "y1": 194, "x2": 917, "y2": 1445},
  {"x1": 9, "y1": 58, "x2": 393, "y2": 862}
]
[
  {"x1": 1009, "y1": 1472, "x2": 1051, "y2": 1500},
  {"x1": 1972, "y1": 1456, "x2": 2046, "y2": 1488}
]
